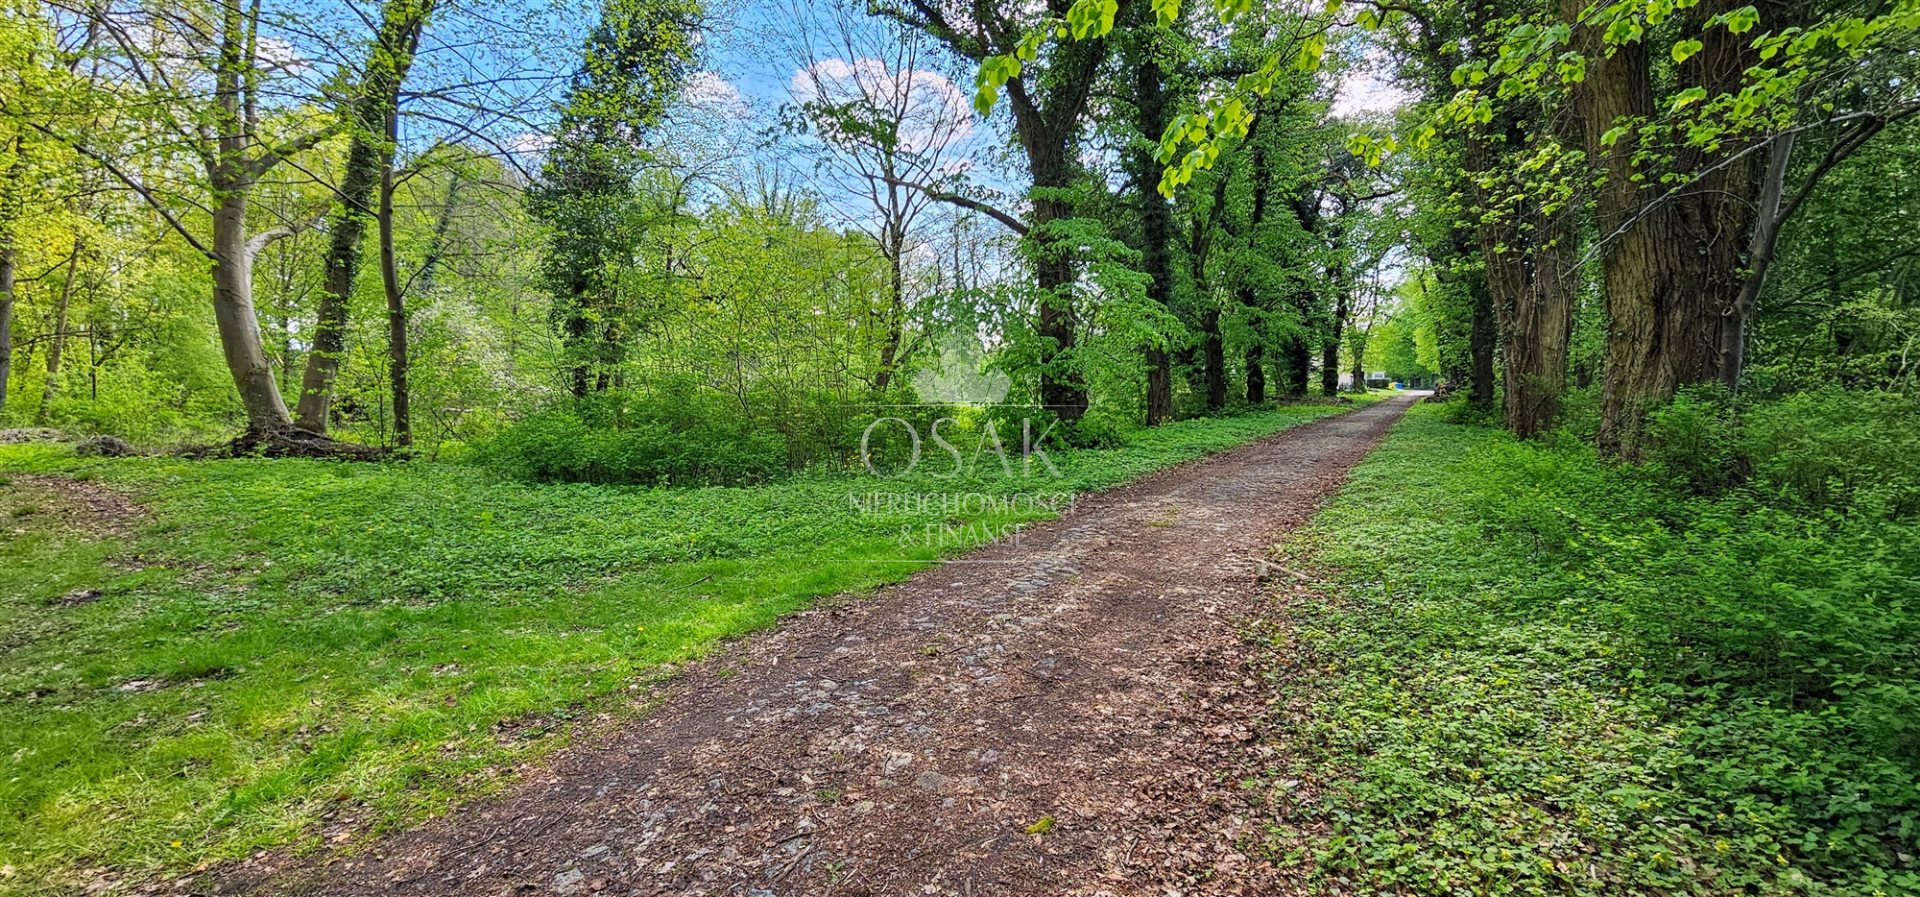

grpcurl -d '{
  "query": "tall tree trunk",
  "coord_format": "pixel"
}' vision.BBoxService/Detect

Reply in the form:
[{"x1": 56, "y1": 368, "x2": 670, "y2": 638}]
[
  {"x1": 1482, "y1": 209, "x2": 1579, "y2": 437},
  {"x1": 1322, "y1": 286, "x2": 1348, "y2": 396},
  {"x1": 211, "y1": 193, "x2": 296, "y2": 432},
  {"x1": 1146, "y1": 347, "x2": 1174, "y2": 421},
  {"x1": 1030, "y1": 162, "x2": 1085, "y2": 422},
  {"x1": 35, "y1": 248, "x2": 79, "y2": 425},
  {"x1": 1201, "y1": 309, "x2": 1225, "y2": 410},
  {"x1": 1349, "y1": 330, "x2": 1368, "y2": 391},
  {"x1": 0, "y1": 241, "x2": 12, "y2": 421},
  {"x1": 293, "y1": 0, "x2": 432, "y2": 433},
  {"x1": 1281, "y1": 332, "x2": 1311, "y2": 397},
  {"x1": 1469, "y1": 276, "x2": 1496, "y2": 407},
  {"x1": 1718, "y1": 130, "x2": 1795, "y2": 390},
  {"x1": 1570, "y1": 0, "x2": 1767, "y2": 455},
  {"x1": 1125, "y1": 17, "x2": 1176, "y2": 426},
  {"x1": 1472, "y1": 128, "x2": 1579, "y2": 438},
  {"x1": 873, "y1": 240, "x2": 905, "y2": 393},
  {"x1": 1245, "y1": 344, "x2": 1265, "y2": 403},
  {"x1": 0, "y1": 139, "x2": 18, "y2": 422},
  {"x1": 378, "y1": 165, "x2": 410, "y2": 449}
]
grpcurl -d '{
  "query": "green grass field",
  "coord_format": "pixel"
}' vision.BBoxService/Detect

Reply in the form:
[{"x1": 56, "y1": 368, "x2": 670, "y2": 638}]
[{"x1": 0, "y1": 402, "x2": 1351, "y2": 892}]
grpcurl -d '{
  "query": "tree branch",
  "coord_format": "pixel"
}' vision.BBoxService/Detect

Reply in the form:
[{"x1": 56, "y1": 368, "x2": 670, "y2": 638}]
[
  {"x1": 28, "y1": 120, "x2": 214, "y2": 258},
  {"x1": 882, "y1": 175, "x2": 1028, "y2": 236}
]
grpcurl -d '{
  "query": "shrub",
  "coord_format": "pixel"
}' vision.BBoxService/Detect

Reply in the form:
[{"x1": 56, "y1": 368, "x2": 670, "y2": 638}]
[
  {"x1": 1643, "y1": 384, "x2": 1745, "y2": 495},
  {"x1": 1742, "y1": 389, "x2": 1920, "y2": 517},
  {"x1": 483, "y1": 392, "x2": 785, "y2": 486},
  {"x1": 1643, "y1": 386, "x2": 1920, "y2": 516}
]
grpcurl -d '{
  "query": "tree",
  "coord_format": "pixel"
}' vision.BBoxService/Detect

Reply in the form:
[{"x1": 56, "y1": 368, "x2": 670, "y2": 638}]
[
  {"x1": 26, "y1": 0, "x2": 342, "y2": 441},
  {"x1": 874, "y1": 0, "x2": 1113, "y2": 421},
  {"x1": 781, "y1": 4, "x2": 969, "y2": 394},
  {"x1": 527, "y1": 0, "x2": 701, "y2": 397},
  {"x1": 292, "y1": 0, "x2": 437, "y2": 434}
]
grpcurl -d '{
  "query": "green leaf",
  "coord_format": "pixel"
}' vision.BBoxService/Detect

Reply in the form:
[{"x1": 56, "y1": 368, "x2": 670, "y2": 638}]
[{"x1": 1671, "y1": 38, "x2": 1703, "y2": 63}]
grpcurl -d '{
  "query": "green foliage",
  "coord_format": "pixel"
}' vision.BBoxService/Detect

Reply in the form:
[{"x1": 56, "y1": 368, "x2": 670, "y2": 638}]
[
  {"x1": 1263, "y1": 402, "x2": 1920, "y2": 895},
  {"x1": 0, "y1": 401, "x2": 1347, "y2": 889},
  {"x1": 1645, "y1": 386, "x2": 1920, "y2": 517},
  {"x1": 482, "y1": 393, "x2": 786, "y2": 486}
]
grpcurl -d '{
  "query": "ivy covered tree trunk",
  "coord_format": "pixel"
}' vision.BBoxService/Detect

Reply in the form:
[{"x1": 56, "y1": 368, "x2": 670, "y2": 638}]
[
  {"x1": 1322, "y1": 283, "x2": 1347, "y2": 396},
  {"x1": 1469, "y1": 271, "x2": 1496, "y2": 407},
  {"x1": 1280, "y1": 331, "x2": 1311, "y2": 397},
  {"x1": 1124, "y1": 9, "x2": 1176, "y2": 425},
  {"x1": 1017, "y1": 98, "x2": 1090, "y2": 423},
  {"x1": 294, "y1": 0, "x2": 433, "y2": 433}
]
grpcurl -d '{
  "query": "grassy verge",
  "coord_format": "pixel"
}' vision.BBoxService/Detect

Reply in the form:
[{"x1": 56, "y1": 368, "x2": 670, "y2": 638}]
[
  {"x1": 1261, "y1": 402, "x2": 1919, "y2": 895},
  {"x1": 0, "y1": 401, "x2": 1351, "y2": 893}
]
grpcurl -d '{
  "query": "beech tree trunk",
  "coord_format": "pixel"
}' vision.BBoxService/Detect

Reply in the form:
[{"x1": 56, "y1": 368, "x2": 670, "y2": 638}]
[
  {"x1": 1245, "y1": 345, "x2": 1265, "y2": 403},
  {"x1": 211, "y1": 193, "x2": 296, "y2": 431}
]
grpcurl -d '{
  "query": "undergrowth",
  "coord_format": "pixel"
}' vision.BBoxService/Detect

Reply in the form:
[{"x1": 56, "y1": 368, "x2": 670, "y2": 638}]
[{"x1": 1264, "y1": 400, "x2": 1919, "y2": 896}]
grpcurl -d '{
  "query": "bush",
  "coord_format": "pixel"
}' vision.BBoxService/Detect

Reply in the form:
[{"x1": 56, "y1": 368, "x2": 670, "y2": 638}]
[
  {"x1": 1742, "y1": 389, "x2": 1920, "y2": 517},
  {"x1": 1643, "y1": 384, "x2": 1745, "y2": 495},
  {"x1": 1644, "y1": 386, "x2": 1920, "y2": 516},
  {"x1": 483, "y1": 391, "x2": 785, "y2": 486}
]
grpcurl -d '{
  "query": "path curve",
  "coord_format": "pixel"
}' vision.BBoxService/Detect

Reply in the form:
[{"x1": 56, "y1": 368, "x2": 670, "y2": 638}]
[{"x1": 231, "y1": 395, "x2": 1416, "y2": 897}]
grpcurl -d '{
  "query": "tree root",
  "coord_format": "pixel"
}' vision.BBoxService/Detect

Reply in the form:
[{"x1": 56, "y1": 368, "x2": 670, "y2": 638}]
[{"x1": 179, "y1": 426, "x2": 390, "y2": 460}]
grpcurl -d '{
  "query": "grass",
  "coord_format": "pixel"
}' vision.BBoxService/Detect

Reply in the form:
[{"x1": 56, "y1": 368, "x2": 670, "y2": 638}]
[
  {"x1": 1260, "y1": 402, "x2": 1920, "y2": 896},
  {"x1": 0, "y1": 401, "x2": 1351, "y2": 893}
]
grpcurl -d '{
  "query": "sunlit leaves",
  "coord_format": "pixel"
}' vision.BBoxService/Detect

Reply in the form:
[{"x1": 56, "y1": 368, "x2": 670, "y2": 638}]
[
  {"x1": 1670, "y1": 38, "x2": 1702, "y2": 64},
  {"x1": 1669, "y1": 86, "x2": 1707, "y2": 111},
  {"x1": 1713, "y1": 5, "x2": 1759, "y2": 34},
  {"x1": 1064, "y1": 0, "x2": 1118, "y2": 40},
  {"x1": 972, "y1": 54, "x2": 1021, "y2": 117}
]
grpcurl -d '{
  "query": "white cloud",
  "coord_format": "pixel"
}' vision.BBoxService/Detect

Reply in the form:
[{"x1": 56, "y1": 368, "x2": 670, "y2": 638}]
[
  {"x1": 505, "y1": 131, "x2": 554, "y2": 156},
  {"x1": 683, "y1": 71, "x2": 747, "y2": 115},
  {"x1": 789, "y1": 57, "x2": 973, "y2": 155}
]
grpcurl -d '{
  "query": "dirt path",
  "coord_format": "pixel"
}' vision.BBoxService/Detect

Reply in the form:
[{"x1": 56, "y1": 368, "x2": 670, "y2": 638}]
[{"x1": 230, "y1": 396, "x2": 1416, "y2": 897}]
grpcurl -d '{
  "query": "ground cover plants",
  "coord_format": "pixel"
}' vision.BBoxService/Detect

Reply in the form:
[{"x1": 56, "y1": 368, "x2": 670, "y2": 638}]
[{"x1": 1259, "y1": 399, "x2": 1920, "y2": 895}]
